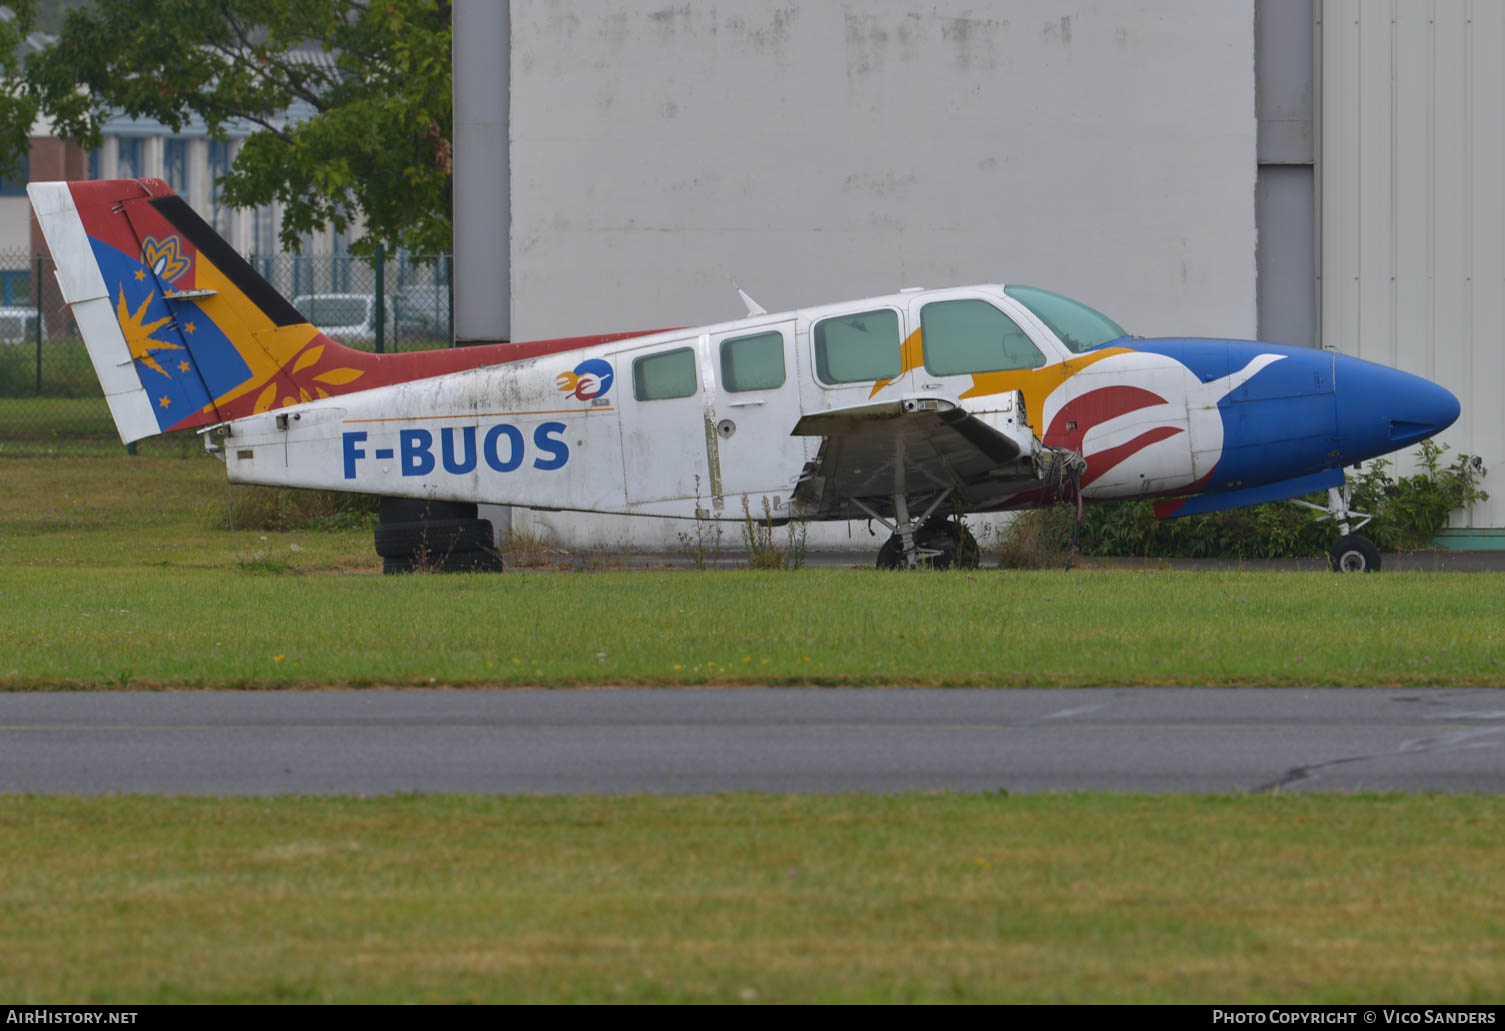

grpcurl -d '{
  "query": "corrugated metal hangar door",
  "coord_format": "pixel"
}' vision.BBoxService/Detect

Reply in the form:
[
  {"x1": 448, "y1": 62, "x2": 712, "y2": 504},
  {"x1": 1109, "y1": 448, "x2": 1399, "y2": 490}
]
[{"x1": 1320, "y1": 0, "x2": 1505, "y2": 534}]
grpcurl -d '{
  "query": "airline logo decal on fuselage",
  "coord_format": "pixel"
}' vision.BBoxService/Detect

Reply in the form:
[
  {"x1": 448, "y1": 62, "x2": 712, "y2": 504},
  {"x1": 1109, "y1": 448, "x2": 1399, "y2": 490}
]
[{"x1": 556, "y1": 358, "x2": 614, "y2": 401}]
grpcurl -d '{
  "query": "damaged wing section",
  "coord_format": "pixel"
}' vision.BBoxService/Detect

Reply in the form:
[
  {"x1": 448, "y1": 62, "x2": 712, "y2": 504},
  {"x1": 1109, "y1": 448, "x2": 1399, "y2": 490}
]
[{"x1": 791, "y1": 393, "x2": 1043, "y2": 520}]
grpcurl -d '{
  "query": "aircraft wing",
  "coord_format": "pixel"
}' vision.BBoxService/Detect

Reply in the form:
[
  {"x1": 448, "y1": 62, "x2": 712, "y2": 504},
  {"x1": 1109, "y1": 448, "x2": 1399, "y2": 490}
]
[{"x1": 791, "y1": 394, "x2": 1040, "y2": 519}]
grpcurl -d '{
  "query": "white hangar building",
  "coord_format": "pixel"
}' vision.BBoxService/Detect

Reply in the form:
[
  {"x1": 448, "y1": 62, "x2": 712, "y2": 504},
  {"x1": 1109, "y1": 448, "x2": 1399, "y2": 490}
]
[{"x1": 453, "y1": 0, "x2": 1504, "y2": 545}]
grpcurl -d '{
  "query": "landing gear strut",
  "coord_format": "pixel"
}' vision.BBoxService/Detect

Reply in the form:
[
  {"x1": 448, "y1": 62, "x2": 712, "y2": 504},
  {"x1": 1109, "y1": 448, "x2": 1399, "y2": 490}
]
[
  {"x1": 1293, "y1": 482, "x2": 1380, "y2": 573},
  {"x1": 856, "y1": 490, "x2": 980, "y2": 570}
]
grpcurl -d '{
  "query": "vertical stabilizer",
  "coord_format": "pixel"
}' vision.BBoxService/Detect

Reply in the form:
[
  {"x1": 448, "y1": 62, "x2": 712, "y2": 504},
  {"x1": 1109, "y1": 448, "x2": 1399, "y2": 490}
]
[
  {"x1": 30, "y1": 177, "x2": 338, "y2": 443},
  {"x1": 31, "y1": 178, "x2": 670, "y2": 445}
]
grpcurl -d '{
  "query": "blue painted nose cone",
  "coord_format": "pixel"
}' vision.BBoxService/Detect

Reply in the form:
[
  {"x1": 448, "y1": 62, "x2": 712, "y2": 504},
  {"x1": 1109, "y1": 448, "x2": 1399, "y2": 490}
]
[
  {"x1": 1388, "y1": 375, "x2": 1460, "y2": 447},
  {"x1": 1335, "y1": 355, "x2": 1460, "y2": 462}
]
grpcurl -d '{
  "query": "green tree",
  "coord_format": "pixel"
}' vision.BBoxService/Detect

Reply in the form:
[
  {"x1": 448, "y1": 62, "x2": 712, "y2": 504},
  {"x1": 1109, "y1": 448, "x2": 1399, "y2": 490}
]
[
  {"x1": 13, "y1": 0, "x2": 452, "y2": 255},
  {"x1": 0, "y1": 2, "x2": 43, "y2": 182}
]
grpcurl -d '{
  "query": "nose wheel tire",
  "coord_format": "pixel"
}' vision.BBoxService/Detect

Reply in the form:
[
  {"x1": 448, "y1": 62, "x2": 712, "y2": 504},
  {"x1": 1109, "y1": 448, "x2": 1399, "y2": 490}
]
[{"x1": 1329, "y1": 534, "x2": 1381, "y2": 573}]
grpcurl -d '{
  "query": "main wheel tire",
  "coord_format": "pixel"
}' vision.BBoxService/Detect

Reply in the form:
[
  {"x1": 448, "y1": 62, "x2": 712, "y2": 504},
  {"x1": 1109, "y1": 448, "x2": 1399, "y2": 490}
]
[
  {"x1": 920, "y1": 518, "x2": 981, "y2": 570},
  {"x1": 383, "y1": 548, "x2": 504, "y2": 575},
  {"x1": 377, "y1": 497, "x2": 478, "y2": 524},
  {"x1": 1329, "y1": 534, "x2": 1381, "y2": 573},
  {"x1": 374, "y1": 518, "x2": 495, "y2": 558},
  {"x1": 874, "y1": 521, "x2": 980, "y2": 570}
]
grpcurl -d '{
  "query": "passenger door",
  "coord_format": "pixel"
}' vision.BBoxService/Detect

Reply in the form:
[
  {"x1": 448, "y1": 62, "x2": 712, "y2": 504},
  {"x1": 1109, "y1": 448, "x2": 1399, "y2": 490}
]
[
  {"x1": 709, "y1": 320, "x2": 806, "y2": 516},
  {"x1": 614, "y1": 335, "x2": 710, "y2": 508}
]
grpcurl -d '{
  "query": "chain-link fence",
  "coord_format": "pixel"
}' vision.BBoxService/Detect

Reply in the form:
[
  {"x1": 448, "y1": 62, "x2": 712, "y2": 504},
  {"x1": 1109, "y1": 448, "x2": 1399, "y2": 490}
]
[{"x1": 0, "y1": 248, "x2": 454, "y2": 456}]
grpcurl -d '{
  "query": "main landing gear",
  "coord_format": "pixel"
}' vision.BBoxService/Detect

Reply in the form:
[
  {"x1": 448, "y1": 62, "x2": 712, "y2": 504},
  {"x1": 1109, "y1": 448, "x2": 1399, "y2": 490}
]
[
  {"x1": 855, "y1": 490, "x2": 981, "y2": 570},
  {"x1": 1293, "y1": 482, "x2": 1380, "y2": 573}
]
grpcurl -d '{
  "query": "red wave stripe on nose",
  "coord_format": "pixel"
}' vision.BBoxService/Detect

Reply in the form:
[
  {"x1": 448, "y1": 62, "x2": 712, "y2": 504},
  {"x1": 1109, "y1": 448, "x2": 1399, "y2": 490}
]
[
  {"x1": 1078, "y1": 425, "x2": 1185, "y2": 488},
  {"x1": 1044, "y1": 385, "x2": 1170, "y2": 451},
  {"x1": 1045, "y1": 385, "x2": 1184, "y2": 487}
]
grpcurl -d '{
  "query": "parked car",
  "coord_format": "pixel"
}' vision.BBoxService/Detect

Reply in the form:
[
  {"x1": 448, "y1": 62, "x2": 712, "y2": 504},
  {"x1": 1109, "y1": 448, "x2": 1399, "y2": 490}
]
[
  {"x1": 0, "y1": 306, "x2": 45, "y2": 345},
  {"x1": 291, "y1": 293, "x2": 394, "y2": 346},
  {"x1": 392, "y1": 285, "x2": 451, "y2": 339}
]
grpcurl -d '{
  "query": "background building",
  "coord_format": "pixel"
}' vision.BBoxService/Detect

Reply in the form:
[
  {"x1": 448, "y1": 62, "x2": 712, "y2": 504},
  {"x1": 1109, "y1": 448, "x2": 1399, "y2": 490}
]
[
  {"x1": 462, "y1": 0, "x2": 1499, "y2": 545},
  {"x1": 1318, "y1": 0, "x2": 1503, "y2": 544}
]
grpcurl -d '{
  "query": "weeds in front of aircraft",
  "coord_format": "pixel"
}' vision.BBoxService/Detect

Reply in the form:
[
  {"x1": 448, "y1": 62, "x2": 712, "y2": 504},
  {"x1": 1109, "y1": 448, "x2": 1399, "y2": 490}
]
[{"x1": 739, "y1": 495, "x2": 809, "y2": 571}]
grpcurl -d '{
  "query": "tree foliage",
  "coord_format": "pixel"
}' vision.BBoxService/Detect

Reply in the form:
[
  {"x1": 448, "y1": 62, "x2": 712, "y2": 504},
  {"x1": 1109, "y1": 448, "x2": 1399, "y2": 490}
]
[
  {"x1": 13, "y1": 0, "x2": 452, "y2": 254},
  {"x1": 0, "y1": 2, "x2": 42, "y2": 183}
]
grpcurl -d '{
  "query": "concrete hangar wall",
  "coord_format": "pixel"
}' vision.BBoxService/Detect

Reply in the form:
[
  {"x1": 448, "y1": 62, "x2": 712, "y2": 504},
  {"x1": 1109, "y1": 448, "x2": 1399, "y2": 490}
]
[
  {"x1": 498, "y1": 0, "x2": 1263, "y2": 549},
  {"x1": 508, "y1": 0, "x2": 1258, "y2": 341}
]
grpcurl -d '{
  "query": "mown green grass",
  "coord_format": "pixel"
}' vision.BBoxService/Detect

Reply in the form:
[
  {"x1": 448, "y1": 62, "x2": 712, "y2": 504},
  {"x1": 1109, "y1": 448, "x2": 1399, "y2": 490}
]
[
  {"x1": 0, "y1": 455, "x2": 369, "y2": 571},
  {"x1": 0, "y1": 395, "x2": 113, "y2": 437},
  {"x1": 4, "y1": 565, "x2": 1504, "y2": 688},
  {"x1": 1, "y1": 793, "x2": 1501, "y2": 1004},
  {"x1": 0, "y1": 338, "x2": 102, "y2": 399},
  {"x1": 2, "y1": 457, "x2": 1503, "y2": 688},
  {"x1": 2, "y1": 459, "x2": 1502, "y2": 1006},
  {"x1": 0, "y1": 397, "x2": 202, "y2": 456}
]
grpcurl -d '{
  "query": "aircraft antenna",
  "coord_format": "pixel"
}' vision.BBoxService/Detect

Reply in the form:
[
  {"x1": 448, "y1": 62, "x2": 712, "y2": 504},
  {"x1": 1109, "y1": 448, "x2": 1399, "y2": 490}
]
[
  {"x1": 719, "y1": 268, "x2": 767, "y2": 317},
  {"x1": 737, "y1": 288, "x2": 767, "y2": 317}
]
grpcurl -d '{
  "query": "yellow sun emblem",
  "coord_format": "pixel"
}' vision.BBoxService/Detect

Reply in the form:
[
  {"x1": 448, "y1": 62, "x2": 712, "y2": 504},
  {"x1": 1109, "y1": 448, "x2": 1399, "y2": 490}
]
[{"x1": 117, "y1": 285, "x2": 183, "y2": 378}]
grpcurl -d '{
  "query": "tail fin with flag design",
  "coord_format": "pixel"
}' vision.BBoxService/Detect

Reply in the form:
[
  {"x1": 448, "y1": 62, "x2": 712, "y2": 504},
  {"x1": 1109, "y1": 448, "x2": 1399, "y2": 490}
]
[{"x1": 29, "y1": 178, "x2": 659, "y2": 444}]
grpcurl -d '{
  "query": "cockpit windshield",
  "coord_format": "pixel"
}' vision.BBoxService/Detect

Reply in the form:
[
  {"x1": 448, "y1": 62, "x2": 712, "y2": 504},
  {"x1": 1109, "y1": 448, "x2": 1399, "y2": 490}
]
[{"x1": 1004, "y1": 285, "x2": 1129, "y2": 354}]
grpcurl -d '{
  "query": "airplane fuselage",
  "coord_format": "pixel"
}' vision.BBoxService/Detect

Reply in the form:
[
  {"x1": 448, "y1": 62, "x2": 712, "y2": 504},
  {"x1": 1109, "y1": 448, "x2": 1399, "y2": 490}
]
[{"x1": 216, "y1": 283, "x2": 1459, "y2": 523}]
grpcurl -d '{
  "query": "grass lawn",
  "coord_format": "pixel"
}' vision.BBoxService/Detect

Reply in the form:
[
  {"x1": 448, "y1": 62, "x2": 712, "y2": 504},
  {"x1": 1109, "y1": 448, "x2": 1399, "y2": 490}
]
[
  {"x1": 0, "y1": 339, "x2": 102, "y2": 400},
  {"x1": 2, "y1": 793, "x2": 1501, "y2": 1004},
  {"x1": 2, "y1": 456, "x2": 1503, "y2": 689},
  {"x1": 2, "y1": 457, "x2": 1502, "y2": 1005},
  {"x1": 0, "y1": 396, "x2": 202, "y2": 456}
]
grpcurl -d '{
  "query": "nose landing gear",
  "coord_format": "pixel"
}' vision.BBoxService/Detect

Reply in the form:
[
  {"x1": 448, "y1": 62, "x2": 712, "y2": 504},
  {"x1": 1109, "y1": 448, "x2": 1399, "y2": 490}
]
[{"x1": 1293, "y1": 482, "x2": 1380, "y2": 573}]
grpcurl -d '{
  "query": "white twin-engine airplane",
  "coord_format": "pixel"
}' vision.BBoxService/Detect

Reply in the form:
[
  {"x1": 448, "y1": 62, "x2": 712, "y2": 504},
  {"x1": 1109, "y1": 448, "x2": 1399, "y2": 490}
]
[{"x1": 32, "y1": 178, "x2": 1460, "y2": 571}]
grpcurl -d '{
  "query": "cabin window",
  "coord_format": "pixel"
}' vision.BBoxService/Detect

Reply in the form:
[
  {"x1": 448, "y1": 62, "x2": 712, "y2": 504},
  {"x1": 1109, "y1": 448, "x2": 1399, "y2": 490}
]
[
  {"x1": 633, "y1": 347, "x2": 698, "y2": 401},
  {"x1": 813, "y1": 309, "x2": 901, "y2": 384},
  {"x1": 920, "y1": 299, "x2": 1045, "y2": 376},
  {"x1": 720, "y1": 331, "x2": 785, "y2": 392},
  {"x1": 1003, "y1": 285, "x2": 1128, "y2": 353}
]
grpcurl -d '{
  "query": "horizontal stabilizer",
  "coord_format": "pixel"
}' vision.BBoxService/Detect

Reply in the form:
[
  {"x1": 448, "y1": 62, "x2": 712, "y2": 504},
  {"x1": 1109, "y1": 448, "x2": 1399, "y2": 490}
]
[{"x1": 1153, "y1": 467, "x2": 1345, "y2": 519}]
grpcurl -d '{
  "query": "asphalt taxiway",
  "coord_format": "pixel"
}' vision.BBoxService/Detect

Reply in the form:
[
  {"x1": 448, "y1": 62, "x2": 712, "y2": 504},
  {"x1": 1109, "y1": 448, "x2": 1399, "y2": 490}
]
[{"x1": 1, "y1": 687, "x2": 1502, "y2": 795}]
